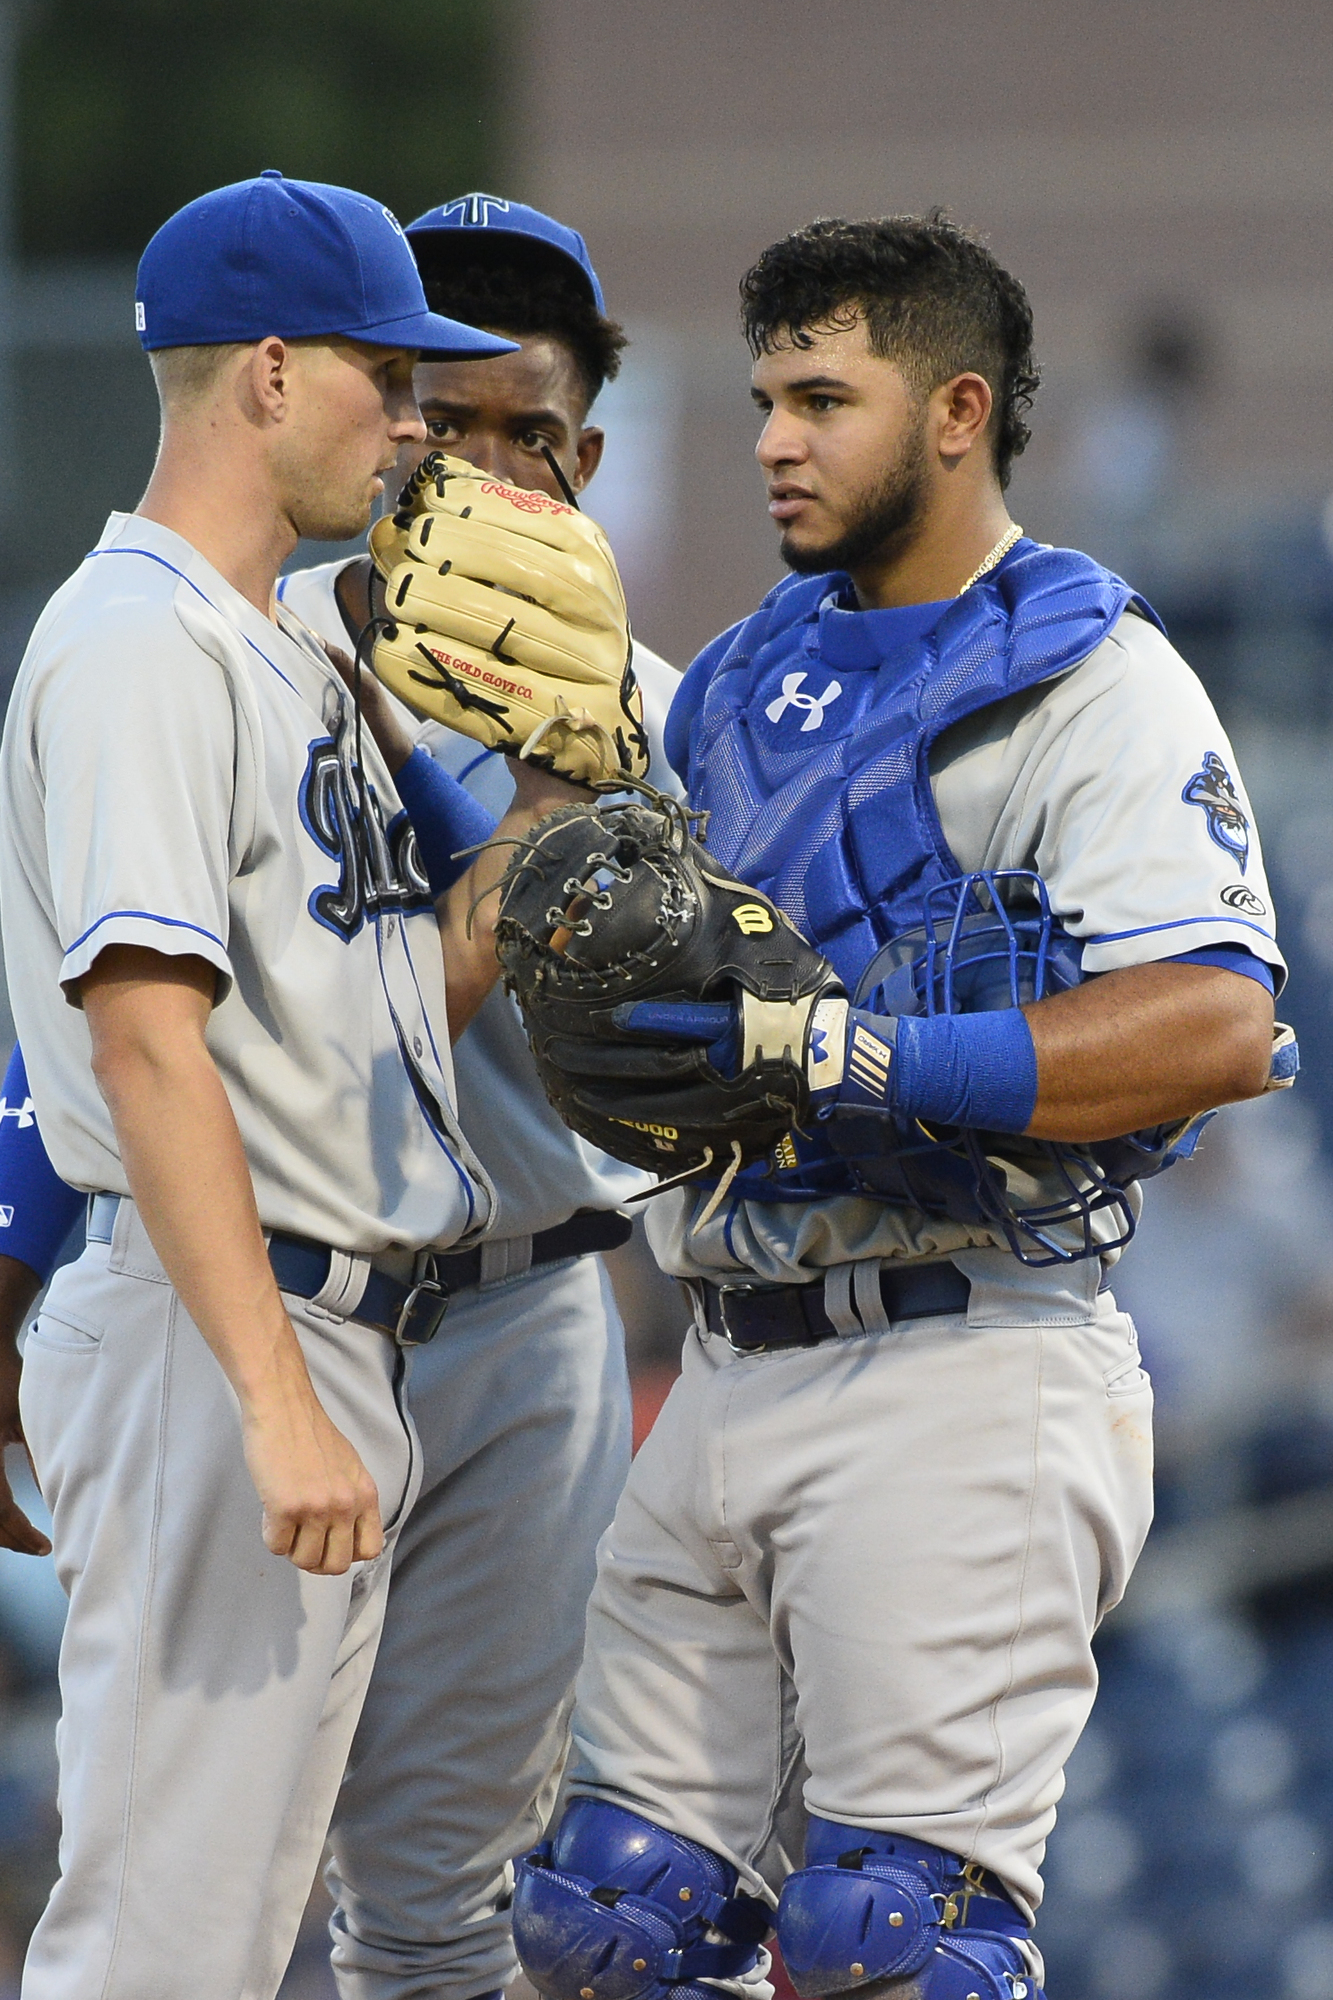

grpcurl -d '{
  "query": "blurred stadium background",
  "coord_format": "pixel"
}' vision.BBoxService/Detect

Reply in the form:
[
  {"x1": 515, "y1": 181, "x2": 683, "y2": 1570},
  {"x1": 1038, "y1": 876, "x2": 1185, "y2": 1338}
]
[{"x1": 0, "y1": 3, "x2": 1332, "y2": 1994}]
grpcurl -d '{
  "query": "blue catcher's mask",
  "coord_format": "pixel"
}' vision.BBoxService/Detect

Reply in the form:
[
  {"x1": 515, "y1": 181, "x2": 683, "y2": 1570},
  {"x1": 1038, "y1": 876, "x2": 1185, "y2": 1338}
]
[{"x1": 832, "y1": 870, "x2": 1213, "y2": 1267}]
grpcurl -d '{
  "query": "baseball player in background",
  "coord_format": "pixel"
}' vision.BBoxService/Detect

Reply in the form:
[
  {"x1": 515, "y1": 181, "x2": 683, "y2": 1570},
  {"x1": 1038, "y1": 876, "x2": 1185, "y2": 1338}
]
[
  {"x1": 503, "y1": 218, "x2": 1291, "y2": 1999},
  {"x1": 0, "y1": 172, "x2": 583, "y2": 2000},
  {"x1": 282, "y1": 197, "x2": 680, "y2": 2000},
  {"x1": 0, "y1": 196, "x2": 679, "y2": 2000}
]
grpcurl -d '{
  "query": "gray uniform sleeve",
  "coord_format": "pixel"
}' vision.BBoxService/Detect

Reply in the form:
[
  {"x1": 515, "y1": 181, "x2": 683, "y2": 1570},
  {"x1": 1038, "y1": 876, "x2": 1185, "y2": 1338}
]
[
  {"x1": 932, "y1": 609, "x2": 1285, "y2": 983},
  {"x1": 36, "y1": 597, "x2": 241, "y2": 997}
]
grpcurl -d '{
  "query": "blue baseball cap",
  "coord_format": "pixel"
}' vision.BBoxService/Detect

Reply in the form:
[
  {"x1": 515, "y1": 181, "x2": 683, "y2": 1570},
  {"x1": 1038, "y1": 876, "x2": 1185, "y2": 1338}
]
[
  {"x1": 135, "y1": 170, "x2": 519, "y2": 360},
  {"x1": 406, "y1": 194, "x2": 606, "y2": 315}
]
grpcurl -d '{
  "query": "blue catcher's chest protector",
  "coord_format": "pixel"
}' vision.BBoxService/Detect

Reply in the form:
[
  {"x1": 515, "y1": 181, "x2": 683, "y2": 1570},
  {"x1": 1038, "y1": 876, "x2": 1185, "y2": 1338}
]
[{"x1": 678, "y1": 542, "x2": 1160, "y2": 1205}]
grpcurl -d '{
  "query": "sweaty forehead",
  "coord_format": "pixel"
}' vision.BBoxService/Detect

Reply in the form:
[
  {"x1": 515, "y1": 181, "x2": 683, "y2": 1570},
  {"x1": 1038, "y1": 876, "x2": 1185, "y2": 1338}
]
[
  {"x1": 750, "y1": 319, "x2": 894, "y2": 392},
  {"x1": 413, "y1": 335, "x2": 587, "y2": 423}
]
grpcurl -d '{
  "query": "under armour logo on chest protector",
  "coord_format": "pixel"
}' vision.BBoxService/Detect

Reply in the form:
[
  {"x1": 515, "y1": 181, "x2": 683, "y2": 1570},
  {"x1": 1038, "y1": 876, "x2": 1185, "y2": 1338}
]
[{"x1": 764, "y1": 670, "x2": 844, "y2": 733}]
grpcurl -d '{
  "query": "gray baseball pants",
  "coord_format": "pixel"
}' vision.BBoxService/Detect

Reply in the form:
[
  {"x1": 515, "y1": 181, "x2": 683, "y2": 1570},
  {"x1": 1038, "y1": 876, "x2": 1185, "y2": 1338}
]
[
  {"x1": 326, "y1": 1251, "x2": 632, "y2": 2000},
  {"x1": 18, "y1": 1200, "x2": 420, "y2": 2000},
  {"x1": 566, "y1": 1250, "x2": 1155, "y2": 1940}
]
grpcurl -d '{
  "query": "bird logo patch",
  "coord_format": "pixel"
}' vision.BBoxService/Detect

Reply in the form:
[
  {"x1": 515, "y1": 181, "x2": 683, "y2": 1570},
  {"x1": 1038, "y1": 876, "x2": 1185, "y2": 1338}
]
[{"x1": 1183, "y1": 752, "x2": 1250, "y2": 874}]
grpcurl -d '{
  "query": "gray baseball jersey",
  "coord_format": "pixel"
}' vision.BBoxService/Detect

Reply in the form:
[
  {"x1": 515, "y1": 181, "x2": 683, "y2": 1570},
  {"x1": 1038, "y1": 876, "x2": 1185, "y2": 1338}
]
[
  {"x1": 650, "y1": 607, "x2": 1285, "y2": 1284},
  {"x1": 278, "y1": 557, "x2": 681, "y2": 1238},
  {"x1": 1, "y1": 512, "x2": 493, "y2": 1254}
]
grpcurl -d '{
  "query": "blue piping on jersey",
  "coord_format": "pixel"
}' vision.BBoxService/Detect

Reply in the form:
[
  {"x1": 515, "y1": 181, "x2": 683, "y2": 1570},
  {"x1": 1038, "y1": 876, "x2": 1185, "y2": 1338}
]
[
  {"x1": 371, "y1": 908, "x2": 478, "y2": 1232},
  {"x1": 456, "y1": 746, "x2": 500, "y2": 785},
  {"x1": 393, "y1": 907, "x2": 453, "y2": 1085},
  {"x1": 274, "y1": 571, "x2": 500, "y2": 798},
  {"x1": 87, "y1": 546, "x2": 303, "y2": 695},
  {"x1": 1087, "y1": 913, "x2": 1276, "y2": 946},
  {"x1": 274, "y1": 578, "x2": 502, "y2": 792},
  {"x1": 389, "y1": 908, "x2": 476, "y2": 1212},
  {"x1": 64, "y1": 908, "x2": 227, "y2": 959}
]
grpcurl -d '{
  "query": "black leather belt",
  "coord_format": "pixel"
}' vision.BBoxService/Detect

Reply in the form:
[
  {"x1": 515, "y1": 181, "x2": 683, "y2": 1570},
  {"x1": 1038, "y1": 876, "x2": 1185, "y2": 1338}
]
[
  {"x1": 698, "y1": 1259, "x2": 971, "y2": 1353},
  {"x1": 87, "y1": 1195, "x2": 631, "y2": 1347},
  {"x1": 269, "y1": 1207, "x2": 631, "y2": 1344}
]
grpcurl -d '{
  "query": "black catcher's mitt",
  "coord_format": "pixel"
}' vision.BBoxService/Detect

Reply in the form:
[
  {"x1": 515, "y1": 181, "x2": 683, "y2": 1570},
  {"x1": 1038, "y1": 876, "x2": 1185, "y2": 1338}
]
[{"x1": 494, "y1": 790, "x2": 840, "y2": 1202}]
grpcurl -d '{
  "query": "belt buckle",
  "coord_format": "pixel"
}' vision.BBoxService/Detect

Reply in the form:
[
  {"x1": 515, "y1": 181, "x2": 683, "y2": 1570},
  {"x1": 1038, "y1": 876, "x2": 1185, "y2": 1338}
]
[
  {"x1": 712, "y1": 1283, "x2": 769, "y2": 1355},
  {"x1": 395, "y1": 1254, "x2": 450, "y2": 1347}
]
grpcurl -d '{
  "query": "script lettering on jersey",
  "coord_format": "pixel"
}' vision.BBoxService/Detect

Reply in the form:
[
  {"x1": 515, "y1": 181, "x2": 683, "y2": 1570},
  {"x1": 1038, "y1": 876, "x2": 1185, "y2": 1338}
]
[
  {"x1": 299, "y1": 702, "x2": 433, "y2": 941},
  {"x1": 764, "y1": 671, "x2": 844, "y2": 734}
]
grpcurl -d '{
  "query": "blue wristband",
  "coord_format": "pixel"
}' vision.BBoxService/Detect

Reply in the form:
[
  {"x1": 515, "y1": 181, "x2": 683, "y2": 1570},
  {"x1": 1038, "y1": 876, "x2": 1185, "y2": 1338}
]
[
  {"x1": 393, "y1": 747, "x2": 499, "y2": 897},
  {"x1": 834, "y1": 1006, "x2": 1039, "y2": 1135},
  {"x1": 0, "y1": 1044, "x2": 85, "y2": 1281},
  {"x1": 889, "y1": 1008, "x2": 1039, "y2": 1135}
]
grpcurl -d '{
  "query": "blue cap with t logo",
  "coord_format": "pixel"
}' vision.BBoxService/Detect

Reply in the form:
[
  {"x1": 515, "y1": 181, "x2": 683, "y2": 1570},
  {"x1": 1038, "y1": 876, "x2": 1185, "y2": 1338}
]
[
  {"x1": 406, "y1": 193, "x2": 606, "y2": 314},
  {"x1": 135, "y1": 170, "x2": 519, "y2": 360}
]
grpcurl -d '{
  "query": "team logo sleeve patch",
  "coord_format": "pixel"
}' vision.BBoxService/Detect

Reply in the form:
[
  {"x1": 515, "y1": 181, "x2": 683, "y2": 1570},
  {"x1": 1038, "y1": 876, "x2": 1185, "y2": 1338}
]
[{"x1": 1182, "y1": 751, "x2": 1250, "y2": 874}]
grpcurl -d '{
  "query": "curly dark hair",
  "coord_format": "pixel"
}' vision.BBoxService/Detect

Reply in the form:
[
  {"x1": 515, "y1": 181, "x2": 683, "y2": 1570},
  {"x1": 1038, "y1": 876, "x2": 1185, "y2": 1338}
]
[
  {"x1": 413, "y1": 233, "x2": 628, "y2": 411},
  {"x1": 740, "y1": 214, "x2": 1039, "y2": 489}
]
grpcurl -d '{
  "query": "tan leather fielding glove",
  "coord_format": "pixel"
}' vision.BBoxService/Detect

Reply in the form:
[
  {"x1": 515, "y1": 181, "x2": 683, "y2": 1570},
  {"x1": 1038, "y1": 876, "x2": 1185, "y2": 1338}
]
[{"x1": 369, "y1": 453, "x2": 649, "y2": 785}]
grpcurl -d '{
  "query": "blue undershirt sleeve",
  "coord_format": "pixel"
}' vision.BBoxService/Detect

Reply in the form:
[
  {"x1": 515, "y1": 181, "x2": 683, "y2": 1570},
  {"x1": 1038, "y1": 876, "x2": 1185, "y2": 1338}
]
[
  {"x1": 1166, "y1": 944, "x2": 1275, "y2": 993},
  {"x1": 393, "y1": 747, "x2": 499, "y2": 898},
  {"x1": 0, "y1": 1044, "x2": 85, "y2": 1282}
]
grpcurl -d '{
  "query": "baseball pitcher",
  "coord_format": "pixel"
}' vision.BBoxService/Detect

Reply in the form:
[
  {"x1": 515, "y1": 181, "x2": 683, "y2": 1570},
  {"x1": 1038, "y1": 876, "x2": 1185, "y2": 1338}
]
[{"x1": 0, "y1": 174, "x2": 584, "y2": 2000}]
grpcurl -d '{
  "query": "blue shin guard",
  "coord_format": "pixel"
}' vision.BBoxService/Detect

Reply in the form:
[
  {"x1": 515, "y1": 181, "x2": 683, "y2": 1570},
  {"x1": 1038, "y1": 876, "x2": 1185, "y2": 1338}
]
[
  {"x1": 513, "y1": 1798, "x2": 770, "y2": 2000},
  {"x1": 777, "y1": 1820, "x2": 1041, "y2": 2000}
]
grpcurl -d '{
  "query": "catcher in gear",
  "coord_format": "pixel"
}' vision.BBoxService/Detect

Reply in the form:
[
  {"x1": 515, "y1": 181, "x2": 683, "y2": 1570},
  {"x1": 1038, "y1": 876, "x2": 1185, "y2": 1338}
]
[
  {"x1": 499, "y1": 216, "x2": 1287, "y2": 2000},
  {"x1": 369, "y1": 450, "x2": 650, "y2": 785}
]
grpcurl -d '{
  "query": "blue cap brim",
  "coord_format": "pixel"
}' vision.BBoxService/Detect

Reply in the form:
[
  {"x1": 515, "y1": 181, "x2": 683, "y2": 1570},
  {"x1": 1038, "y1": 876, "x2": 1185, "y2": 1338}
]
[{"x1": 356, "y1": 307, "x2": 519, "y2": 360}]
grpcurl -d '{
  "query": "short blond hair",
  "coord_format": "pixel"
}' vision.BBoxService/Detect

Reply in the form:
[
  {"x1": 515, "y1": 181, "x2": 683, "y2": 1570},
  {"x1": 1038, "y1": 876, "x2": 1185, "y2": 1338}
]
[{"x1": 149, "y1": 342, "x2": 251, "y2": 411}]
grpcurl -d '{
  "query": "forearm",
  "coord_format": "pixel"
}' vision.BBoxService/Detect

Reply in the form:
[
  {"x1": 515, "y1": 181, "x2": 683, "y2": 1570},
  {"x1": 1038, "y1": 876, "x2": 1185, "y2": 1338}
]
[
  {"x1": 1023, "y1": 961, "x2": 1274, "y2": 1140},
  {"x1": 439, "y1": 761, "x2": 587, "y2": 1039}
]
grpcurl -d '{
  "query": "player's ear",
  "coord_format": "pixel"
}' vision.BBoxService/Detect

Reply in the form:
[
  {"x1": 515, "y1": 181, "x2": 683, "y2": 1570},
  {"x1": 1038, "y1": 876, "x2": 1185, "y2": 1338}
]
[
  {"x1": 934, "y1": 371, "x2": 993, "y2": 465},
  {"x1": 246, "y1": 336, "x2": 293, "y2": 424},
  {"x1": 574, "y1": 426, "x2": 604, "y2": 492}
]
